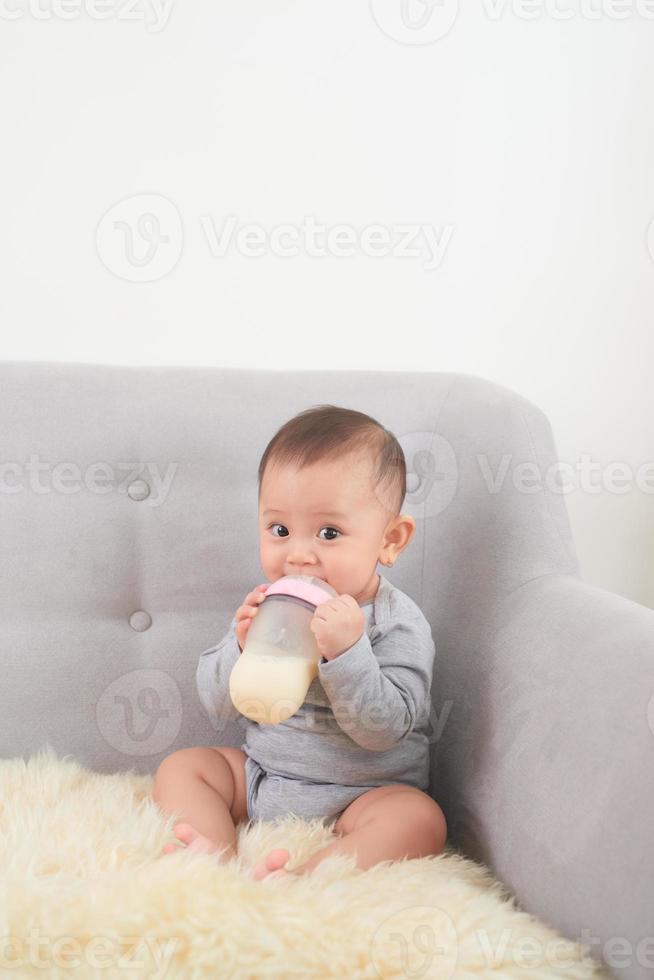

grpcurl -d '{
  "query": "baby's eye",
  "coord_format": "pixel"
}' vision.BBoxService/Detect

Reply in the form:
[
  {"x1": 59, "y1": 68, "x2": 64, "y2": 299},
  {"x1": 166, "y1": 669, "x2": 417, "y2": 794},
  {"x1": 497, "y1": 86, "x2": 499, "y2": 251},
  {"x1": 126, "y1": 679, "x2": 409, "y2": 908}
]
[
  {"x1": 268, "y1": 523, "x2": 289, "y2": 538},
  {"x1": 318, "y1": 526, "x2": 341, "y2": 541}
]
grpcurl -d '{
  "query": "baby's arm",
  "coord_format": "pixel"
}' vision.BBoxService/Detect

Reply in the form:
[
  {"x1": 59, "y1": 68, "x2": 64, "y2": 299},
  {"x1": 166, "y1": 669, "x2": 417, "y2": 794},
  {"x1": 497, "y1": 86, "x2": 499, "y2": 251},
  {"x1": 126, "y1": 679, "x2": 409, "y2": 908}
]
[{"x1": 317, "y1": 615, "x2": 435, "y2": 752}]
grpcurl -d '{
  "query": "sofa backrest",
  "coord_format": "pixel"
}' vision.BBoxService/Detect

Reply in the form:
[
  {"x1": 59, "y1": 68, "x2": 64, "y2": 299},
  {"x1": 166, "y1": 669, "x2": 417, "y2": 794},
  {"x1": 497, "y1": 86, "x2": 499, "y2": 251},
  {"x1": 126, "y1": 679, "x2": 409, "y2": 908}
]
[{"x1": 0, "y1": 362, "x2": 579, "y2": 850}]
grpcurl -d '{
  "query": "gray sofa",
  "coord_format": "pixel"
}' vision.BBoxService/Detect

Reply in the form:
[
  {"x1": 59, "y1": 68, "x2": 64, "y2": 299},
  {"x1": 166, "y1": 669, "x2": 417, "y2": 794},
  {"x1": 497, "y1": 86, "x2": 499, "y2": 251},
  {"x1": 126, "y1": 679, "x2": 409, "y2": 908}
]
[{"x1": 1, "y1": 361, "x2": 652, "y2": 980}]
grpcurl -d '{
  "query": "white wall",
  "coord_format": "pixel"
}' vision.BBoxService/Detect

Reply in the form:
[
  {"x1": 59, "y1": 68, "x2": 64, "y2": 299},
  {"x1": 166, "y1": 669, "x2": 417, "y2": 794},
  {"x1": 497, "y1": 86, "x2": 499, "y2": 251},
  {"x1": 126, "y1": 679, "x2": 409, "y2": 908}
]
[{"x1": 1, "y1": 1, "x2": 652, "y2": 608}]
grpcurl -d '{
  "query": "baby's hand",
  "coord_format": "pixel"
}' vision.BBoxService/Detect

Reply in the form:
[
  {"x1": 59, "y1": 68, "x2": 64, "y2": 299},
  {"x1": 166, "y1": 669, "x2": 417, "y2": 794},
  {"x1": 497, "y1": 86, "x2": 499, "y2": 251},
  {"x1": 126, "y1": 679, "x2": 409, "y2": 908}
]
[
  {"x1": 235, "y1": 584, "x2": 269, "y2": 653},
  {"x1": 310, "y1": 594, "x2": 365, "y2": 661}
]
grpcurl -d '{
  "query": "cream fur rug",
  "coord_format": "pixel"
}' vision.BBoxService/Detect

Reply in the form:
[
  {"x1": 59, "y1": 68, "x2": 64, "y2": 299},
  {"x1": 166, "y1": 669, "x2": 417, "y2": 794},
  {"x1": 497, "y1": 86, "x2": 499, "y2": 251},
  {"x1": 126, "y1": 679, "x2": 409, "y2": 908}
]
[{"x1": 0, "y1": 748, "x2": 608, "y2": 979}]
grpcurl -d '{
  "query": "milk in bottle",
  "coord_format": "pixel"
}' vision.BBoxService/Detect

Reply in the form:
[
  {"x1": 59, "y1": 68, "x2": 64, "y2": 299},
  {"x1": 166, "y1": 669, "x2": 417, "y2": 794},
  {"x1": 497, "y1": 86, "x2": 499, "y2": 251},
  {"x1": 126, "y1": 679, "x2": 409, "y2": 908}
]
[{"x1": 229, "y1": 575, "x2": 338, "y2": 724}]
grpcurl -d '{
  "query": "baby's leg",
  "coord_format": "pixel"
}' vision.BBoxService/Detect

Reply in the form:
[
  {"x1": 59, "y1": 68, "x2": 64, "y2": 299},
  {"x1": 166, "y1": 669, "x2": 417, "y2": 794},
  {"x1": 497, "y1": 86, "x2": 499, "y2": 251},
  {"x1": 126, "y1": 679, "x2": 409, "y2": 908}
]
[
  {"x1": 152, "y1": 746, "x2": 248, "y2": 863},
  {"x1": 254, "y1": 785, "x2": 446, "y2": 879}
]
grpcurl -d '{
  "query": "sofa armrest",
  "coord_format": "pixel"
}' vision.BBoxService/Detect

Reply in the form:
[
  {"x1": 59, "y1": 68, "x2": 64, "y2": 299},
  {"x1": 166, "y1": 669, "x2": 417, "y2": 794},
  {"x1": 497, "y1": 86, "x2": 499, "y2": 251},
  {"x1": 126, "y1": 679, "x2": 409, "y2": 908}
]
[{"x1": 482, "y1": 573, "x2": 654, "y2": 980}]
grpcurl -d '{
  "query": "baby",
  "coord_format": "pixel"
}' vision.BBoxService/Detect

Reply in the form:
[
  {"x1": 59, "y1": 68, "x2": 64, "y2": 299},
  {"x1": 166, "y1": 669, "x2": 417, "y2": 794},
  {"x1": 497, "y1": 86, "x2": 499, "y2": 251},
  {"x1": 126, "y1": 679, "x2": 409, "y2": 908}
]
[{"x1": 153, "y1": 404, "x2": 447, "y2": 879}]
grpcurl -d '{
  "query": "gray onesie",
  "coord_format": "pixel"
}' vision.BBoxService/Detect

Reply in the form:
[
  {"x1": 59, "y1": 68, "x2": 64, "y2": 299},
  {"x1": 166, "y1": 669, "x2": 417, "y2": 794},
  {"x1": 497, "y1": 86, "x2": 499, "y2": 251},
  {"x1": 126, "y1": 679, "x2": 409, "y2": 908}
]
[{"x1": 196, "y1": 572, "x2": 435, "y2": 825}]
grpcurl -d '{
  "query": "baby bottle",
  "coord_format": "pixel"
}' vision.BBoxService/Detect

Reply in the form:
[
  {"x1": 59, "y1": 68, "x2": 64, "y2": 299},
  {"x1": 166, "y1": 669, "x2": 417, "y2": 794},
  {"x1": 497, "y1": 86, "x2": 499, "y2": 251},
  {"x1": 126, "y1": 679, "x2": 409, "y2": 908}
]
[{"x1": 229, "y1": 574, "x2": 338, "y2": 725}]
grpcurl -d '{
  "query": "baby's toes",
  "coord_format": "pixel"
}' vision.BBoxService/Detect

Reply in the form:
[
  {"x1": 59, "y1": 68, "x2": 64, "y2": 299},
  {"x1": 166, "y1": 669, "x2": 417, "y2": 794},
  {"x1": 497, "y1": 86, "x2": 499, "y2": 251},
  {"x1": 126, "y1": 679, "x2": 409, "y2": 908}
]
[
  {"x1": 161, "y1": 822, "x2": 197, "y2": 856},
  {"x1": 172, "y1": 822, "x2": 197, "y2": 845},
  {"x1": 251, "y1": 848, "x2": 291, "y2": 881}
]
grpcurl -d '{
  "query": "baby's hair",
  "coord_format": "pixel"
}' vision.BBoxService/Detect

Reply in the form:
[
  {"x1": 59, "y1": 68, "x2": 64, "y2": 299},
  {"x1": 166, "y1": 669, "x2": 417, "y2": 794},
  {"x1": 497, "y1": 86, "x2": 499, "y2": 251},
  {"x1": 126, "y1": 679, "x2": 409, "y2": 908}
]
[{"x1": 257, "y1": 405, "x2": 406, "y2": 517}]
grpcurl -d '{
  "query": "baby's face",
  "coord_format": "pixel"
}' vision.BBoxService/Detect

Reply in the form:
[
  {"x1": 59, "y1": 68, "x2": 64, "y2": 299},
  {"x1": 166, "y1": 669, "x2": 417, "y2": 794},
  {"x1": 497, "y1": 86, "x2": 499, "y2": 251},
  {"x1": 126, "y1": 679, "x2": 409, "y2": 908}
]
[{"x1": 258, "y1": 455, "x2": 395, "y2": 605}]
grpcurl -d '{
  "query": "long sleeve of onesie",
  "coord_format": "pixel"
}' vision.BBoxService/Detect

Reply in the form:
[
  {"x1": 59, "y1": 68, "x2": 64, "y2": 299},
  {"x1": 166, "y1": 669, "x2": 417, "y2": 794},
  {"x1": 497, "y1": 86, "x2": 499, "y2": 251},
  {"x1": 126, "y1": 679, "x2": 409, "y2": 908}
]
[
  {"x1": 317, "y1": 615, "x2": 434, "y2": 752},
  {"x1": 196, "y1": 615, "x2": 242, "y2": 734}
]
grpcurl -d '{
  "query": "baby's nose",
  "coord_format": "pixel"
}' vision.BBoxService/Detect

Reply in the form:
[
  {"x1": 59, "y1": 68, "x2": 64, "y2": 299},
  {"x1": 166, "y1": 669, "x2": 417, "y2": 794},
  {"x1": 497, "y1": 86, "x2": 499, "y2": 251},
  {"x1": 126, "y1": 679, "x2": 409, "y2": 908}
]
[
  {"x1": 287, "y1": 549, "x2": 316, "y2": 566},
  {"x1": 287, "y1": 560, "x2": 319, "y2": 576}
]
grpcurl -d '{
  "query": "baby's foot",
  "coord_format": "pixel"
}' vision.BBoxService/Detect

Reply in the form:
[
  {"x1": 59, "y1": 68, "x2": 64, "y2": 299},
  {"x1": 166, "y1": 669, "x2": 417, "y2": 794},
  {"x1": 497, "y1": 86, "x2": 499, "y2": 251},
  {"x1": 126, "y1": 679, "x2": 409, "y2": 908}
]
[
  {"x1": 251, "y1": 848, "x2": 294, "y2": 881},
  {"x1": 162, "y1": 821, "x2": 221, "y2": 856}
]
